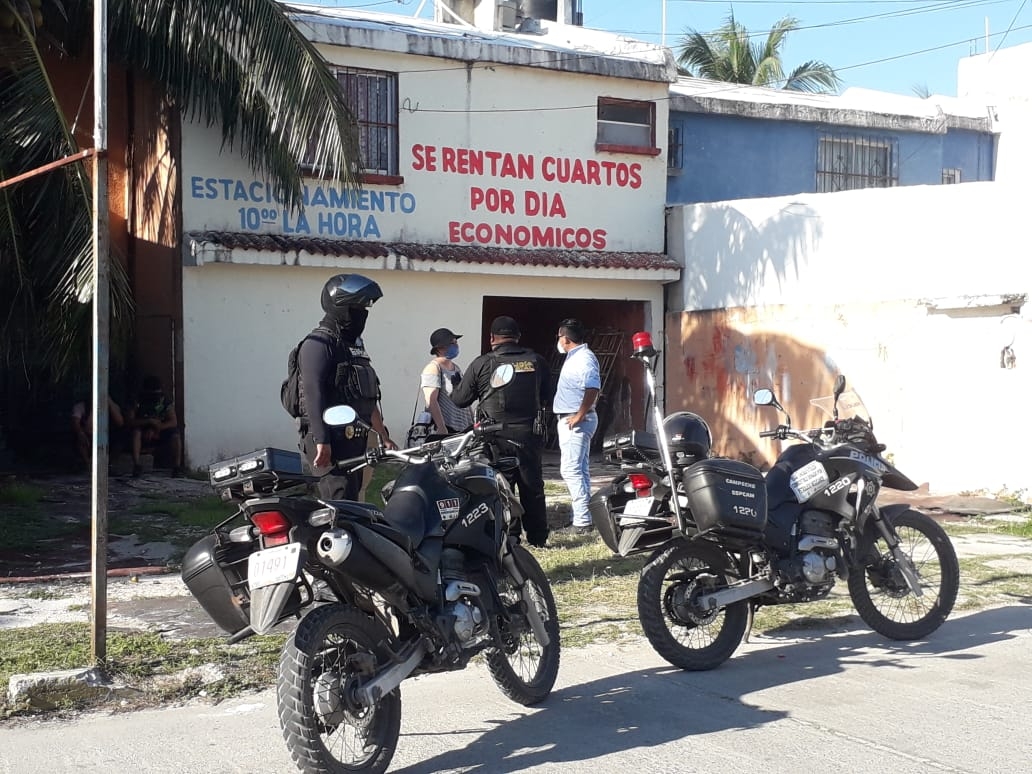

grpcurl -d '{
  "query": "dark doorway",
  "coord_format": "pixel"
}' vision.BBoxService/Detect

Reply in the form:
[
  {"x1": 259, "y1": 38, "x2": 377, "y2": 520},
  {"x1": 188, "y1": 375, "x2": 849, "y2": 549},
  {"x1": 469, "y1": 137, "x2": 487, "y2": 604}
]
[{"x1": 480, "y1": 297, "x2": 650, "y2": 449}]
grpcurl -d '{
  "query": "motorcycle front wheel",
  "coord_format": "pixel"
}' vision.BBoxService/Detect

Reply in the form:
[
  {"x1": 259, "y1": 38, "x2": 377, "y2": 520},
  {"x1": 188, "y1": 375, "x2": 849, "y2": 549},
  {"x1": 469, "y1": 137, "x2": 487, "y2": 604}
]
[
  {"x1": 848, "y1": 508, "x2": 959, "y2": 640},
  {"x1": 486, "y1": 544, "x2": 561, "y2": 705},
  {"x1": 277, "y1": 603, "x2": 401, "y2": 774},
  {"x1": 637, "y1": 540, "x2": 748, "y2": 671}
]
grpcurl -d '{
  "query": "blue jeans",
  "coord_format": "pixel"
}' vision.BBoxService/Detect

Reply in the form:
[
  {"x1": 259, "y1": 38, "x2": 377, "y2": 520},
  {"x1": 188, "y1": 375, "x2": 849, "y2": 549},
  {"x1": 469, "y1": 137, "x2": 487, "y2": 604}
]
[{"x1": 557, "y1": 412, "x2": 598, "y2": 527}]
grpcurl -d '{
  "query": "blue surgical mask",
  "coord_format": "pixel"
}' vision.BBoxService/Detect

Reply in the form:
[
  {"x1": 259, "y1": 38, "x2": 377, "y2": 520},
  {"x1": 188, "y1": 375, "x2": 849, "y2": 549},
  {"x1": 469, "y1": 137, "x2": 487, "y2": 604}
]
[{"x1": 444, "y1": 344, "x2": 460, "y2": 360}]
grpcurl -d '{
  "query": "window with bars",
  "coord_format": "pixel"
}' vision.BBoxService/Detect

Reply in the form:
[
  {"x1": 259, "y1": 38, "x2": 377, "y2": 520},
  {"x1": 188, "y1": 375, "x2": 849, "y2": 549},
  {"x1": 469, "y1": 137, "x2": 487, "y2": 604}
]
[
  {"x1": 303, "y1": 67, "x2": 399, "y2": 178},
  {"x1": 667, "y1": 124, "x2": 684, "y2": 172},
  {"x1": 942, "y1": 168, "x2": 962, "y2": 184},
  {"x1": 816, "y1": 134, "x2": 897, "y2": 192},
  {"x1": 596, "y1": 97, "x2": 659, "y2": 155}
]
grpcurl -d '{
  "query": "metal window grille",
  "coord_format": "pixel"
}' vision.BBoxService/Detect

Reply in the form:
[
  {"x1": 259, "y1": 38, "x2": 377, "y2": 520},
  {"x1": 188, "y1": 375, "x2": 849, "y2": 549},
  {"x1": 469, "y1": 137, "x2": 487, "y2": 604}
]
[
  {"x1": 816, "y1": 134, "x2": 897, "y2": 192},
  {"x1": 942, "y1": 168, "x2": 962, "y2": 184},
  {"x1": 667, "y1": 124, "x2": 683, "y2": 170},
  {"x1": 338, "y1": 68, "x2": 398, "y2": 176},
  {"x1": 302, "y1": 68, "x2": 398, "y2": 177},
  {"x1": 597, "y1": 98, "x2": 655, "y2": 149}
]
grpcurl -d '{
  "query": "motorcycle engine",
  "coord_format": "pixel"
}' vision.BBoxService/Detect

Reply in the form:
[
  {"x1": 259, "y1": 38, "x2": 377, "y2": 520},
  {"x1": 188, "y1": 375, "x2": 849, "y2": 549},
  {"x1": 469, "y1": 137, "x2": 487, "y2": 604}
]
[
  {"x1": 444, "y1": 581, "x2": 487, "y2": 646},
  {"x1": 779, "y1": 510, "x2": 839, "y2": 587}
]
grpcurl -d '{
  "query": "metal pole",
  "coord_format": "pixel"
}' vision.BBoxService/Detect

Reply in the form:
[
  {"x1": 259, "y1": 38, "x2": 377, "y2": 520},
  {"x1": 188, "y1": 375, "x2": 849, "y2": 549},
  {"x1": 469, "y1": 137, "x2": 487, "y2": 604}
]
[
  {"x1": 91, "y1": 0, "x2": 110, "y2": 667},
  {"x1": 662, "y1": 0, "x2": 667, "y2": 48}
]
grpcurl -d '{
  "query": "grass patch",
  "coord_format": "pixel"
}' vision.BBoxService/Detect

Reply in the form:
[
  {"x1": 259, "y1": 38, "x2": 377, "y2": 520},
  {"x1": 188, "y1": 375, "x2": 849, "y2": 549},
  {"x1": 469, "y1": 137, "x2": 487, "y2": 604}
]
[
  {"x1": 0, "y1": 623, "x2": 286, "y2": 718},
  {"x1": 0, "y1": 510, "x2": 80, "y2": 552},
  {"x1": 0, "y1": 481, "x2": 43, "y2": 507}
]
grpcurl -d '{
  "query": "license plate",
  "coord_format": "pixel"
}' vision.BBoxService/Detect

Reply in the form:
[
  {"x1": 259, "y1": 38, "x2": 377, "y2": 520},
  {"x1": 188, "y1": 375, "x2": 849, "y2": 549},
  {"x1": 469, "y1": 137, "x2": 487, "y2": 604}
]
[
  {"x1": 248, "y1": 543, "x2": 302, "y2": 591},
  {"x1": 623, "y1": 496, "x2": 655, "y2": 517}
]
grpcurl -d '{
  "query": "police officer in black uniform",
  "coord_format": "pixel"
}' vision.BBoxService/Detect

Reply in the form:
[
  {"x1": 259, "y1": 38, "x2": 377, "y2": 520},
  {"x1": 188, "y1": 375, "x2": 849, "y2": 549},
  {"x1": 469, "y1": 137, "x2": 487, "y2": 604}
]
[
  {"x1": 452, "y1": 315, "x2": 552, "y2": 547},
  {"x1": 298, "y1": 274, "x2": 395, "y2": 500}
]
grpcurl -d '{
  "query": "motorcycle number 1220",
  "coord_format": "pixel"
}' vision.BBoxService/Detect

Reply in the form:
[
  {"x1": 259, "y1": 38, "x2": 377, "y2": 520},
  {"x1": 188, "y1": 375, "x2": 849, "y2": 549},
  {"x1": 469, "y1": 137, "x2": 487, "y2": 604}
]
[{"x1": 248, "y1": 543, "x2": 302, "y2": 591}]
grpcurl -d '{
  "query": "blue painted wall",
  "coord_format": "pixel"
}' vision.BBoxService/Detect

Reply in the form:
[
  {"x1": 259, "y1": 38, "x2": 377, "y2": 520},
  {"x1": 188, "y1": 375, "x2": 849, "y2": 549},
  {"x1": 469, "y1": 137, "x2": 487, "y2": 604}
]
[{"x1": 667, "y1": 112, "x2": 995, "y2": 205}]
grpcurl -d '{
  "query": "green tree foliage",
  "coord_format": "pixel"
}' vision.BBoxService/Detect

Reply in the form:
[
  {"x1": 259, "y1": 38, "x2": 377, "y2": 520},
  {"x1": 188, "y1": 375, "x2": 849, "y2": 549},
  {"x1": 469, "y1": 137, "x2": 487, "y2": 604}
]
[
  {"x1": 0, "y1": 0, "x2": 361, "y2": 381},
  {"x1": 677, "y1": 12, "x2": 841, "y2": 94}
]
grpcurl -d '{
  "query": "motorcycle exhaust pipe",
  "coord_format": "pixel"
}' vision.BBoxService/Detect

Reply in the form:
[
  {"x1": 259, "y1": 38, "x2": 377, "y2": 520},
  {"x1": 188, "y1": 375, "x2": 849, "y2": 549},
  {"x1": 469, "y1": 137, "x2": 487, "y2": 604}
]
[{"x1": 316, "y1": 529, "x2": 353, "y2": 566}]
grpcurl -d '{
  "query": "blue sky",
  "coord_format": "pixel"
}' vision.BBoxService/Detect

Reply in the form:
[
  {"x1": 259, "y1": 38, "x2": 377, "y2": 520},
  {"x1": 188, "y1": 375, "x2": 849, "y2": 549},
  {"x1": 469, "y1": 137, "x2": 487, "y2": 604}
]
[{"x1": 313, "y1": 0, "x2": 1032, "y2": 96}]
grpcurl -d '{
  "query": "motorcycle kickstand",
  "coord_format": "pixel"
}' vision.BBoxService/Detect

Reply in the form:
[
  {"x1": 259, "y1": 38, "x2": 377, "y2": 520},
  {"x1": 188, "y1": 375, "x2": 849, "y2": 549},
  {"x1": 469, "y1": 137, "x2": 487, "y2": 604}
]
[{"x1": 743, "y1": 601, "x2": 757, "y2": 644}]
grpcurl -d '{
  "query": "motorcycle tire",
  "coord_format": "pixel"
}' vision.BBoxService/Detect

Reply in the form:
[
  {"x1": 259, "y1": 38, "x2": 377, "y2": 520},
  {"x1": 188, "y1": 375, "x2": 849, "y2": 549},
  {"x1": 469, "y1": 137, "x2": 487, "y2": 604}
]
[
  {"x1": 277, "y1": 603, "x2": 401, "y2": 774},
  {"x1": 486, "y1": 544, "x2": 561, "y2": 705},
  {"x1": 637, "y1": 540, "x2": 748, "y2": 671},
  {"x1": 848, "y1": 508, "x2": 959, "y2": 641}
]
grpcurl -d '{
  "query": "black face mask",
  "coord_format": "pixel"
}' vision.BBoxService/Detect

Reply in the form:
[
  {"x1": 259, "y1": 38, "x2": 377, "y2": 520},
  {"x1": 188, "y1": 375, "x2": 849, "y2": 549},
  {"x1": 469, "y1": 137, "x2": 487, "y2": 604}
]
[{"x1": 323, "y1": 306, "x2": 368, "y2": 342}]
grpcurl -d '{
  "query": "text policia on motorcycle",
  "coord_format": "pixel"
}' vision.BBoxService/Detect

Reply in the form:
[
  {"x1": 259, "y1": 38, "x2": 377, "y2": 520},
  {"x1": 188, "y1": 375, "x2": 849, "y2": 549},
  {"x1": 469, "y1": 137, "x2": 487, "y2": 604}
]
[
  {"x1": 185, "y1": 361, "x2": 561, "y2": 774},
  {"x1": 588, "y1": 333, "x2": 959, "y2": 672}
]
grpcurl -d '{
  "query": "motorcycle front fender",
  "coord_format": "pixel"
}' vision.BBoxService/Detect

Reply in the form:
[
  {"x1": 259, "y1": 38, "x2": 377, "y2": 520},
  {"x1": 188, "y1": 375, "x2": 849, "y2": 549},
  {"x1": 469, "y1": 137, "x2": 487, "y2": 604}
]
[{"x1": 249, "y1": 581, "x2": 298, "y2": 635}]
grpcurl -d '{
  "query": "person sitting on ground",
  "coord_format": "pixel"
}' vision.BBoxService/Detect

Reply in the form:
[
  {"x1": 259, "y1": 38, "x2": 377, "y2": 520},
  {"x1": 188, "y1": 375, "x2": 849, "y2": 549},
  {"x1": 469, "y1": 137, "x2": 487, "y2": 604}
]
[
  {"x1": 127, "y1": 375, "x2": 183, "y2": 478},
  {"x1": 71, "y1": 394, "x2": 125, "y2": 470}
]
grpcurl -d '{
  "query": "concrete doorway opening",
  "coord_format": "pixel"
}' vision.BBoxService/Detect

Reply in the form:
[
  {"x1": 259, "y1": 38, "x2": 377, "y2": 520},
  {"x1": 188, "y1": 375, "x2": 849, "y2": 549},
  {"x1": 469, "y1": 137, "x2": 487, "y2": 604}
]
[{"x1": 480, "y1": 296, "x2": 651, "y2": 448}]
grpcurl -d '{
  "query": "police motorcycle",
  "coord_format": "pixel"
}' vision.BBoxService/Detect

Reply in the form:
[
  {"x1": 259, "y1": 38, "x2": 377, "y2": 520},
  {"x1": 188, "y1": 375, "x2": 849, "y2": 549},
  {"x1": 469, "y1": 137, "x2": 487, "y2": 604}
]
[
  {"x1": 588, "y1": 332, "x2": 959, "y2": 671},
  {"x1": 182, "y1": 364, "x2": 560, "y2": 774}
]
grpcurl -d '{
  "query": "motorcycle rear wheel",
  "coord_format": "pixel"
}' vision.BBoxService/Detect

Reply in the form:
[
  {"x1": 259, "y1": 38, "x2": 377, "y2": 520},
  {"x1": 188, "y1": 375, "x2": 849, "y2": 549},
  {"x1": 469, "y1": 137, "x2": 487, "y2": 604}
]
[
  {"x1": 486, "y1": 544, "x2": 561, "y2": 705},
  {"x1": 848, "y1": 508, "x2": 959, "y2": 640},
  {"x1": 637, "y1": 540, "x2": 748, "y2": 671},
  {"x1": 277, "y1": 603, "x2": 401, "y2": 774}
]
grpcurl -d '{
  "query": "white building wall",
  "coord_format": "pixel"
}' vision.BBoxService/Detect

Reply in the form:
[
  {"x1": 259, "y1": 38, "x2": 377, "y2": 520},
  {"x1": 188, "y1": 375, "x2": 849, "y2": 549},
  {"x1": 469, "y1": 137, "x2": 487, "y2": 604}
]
[
  {"x1": 668, "y1": 182, "x2": 1031, "y2": 498},
  {"x1": 182, "y1": 264, "x2": 664, "y2": 465},
  {"x1": 178, "y1": 25, "x2": 673, "y2": 466},
  {"x1": 181, "y1": 45, "x2": 669, "y2": 253}
]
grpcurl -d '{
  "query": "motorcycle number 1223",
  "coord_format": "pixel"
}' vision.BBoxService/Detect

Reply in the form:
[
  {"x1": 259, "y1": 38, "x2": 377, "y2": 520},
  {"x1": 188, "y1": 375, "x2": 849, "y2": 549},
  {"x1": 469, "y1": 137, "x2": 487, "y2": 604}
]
[{"x1": 248, "y1": 543, "x2": 303, "y2": 591}]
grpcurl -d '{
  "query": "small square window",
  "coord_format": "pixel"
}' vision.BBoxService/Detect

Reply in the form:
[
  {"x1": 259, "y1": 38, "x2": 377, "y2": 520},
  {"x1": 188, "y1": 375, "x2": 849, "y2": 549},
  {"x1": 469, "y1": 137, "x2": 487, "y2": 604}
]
[
  {"x1": 816, "y1": 134, "x2": 898, "y2": 192},
  {"x1": 942, "y1": 168, "x2": 962, "y2": 184},
  {"x1": 596, "y1": 97, "x2": 659, "y2": 156}
]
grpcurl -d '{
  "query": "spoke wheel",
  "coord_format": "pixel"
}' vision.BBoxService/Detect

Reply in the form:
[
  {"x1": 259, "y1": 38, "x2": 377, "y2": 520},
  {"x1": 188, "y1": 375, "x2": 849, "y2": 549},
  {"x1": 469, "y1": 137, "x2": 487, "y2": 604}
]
[
  {"x1": 637, "y1": 541, "x2": 747, "y2": 671},
  {"x1": 278, "y1": 604, "x2": 401, "y2": 774},
  {"x1": 486, "y1": 544, "x2": 561, "y2": 705},
  {"x1": 848, "y1": 509, "x2": 959, "y2": 640}
]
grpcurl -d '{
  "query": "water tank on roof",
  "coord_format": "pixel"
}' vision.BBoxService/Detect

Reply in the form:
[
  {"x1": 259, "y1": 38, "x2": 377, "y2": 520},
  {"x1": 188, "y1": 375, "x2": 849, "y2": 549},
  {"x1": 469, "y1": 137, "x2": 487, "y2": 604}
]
[{"x1": 521, "y1": 0, "x2": 558, "y2": 21}]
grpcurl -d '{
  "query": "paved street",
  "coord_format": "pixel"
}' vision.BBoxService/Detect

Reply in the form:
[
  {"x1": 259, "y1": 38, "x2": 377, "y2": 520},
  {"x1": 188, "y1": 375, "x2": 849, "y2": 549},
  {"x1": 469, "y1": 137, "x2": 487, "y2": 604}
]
[{"x1": 2, "y1": 604, "x2": 1030, "y2": 774}]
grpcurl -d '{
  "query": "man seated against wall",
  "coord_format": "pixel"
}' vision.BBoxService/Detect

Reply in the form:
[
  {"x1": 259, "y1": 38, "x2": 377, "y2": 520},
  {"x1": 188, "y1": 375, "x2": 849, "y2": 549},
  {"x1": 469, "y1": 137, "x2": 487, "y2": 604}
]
[
  {"x1": 71, "y1": 391, "x2": 126, "y2": 471},
  {"x1": 127, "y1": 374, "x2": 183, "y2": 478}
]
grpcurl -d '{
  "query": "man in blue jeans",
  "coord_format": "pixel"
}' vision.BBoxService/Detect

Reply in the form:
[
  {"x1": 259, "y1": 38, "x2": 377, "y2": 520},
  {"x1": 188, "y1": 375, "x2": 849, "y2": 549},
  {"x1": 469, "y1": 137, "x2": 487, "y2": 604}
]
[{"x1": 553, "y1": 318, "x2": 601, "y2": 533}]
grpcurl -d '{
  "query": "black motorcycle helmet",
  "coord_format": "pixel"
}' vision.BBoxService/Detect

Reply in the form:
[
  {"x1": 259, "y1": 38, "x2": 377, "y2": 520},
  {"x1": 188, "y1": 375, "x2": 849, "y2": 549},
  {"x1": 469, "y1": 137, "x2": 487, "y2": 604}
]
[
  {"x1": 663, "y1": 411, "x2": 712, "y2": 465},
  {"x1": 320, "y1": 273, "x2": 383, "y2": 312}
]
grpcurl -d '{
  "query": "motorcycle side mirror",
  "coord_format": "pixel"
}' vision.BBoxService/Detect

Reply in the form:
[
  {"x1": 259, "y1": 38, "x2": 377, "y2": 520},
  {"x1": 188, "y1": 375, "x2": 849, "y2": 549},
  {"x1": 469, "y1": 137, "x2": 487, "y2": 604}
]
[
  {"x1": 833, "y1": 375, "x2": 847, "y2": 399},
  {"x1": 753, "y1": 388, "x2": 776, "y2": 406},
  {"x1": 323, "y1": 405, "x2": 358, "y2": 427},
  {"x1": 489, "y1": 363, "x2": 514, "y2": 390}
]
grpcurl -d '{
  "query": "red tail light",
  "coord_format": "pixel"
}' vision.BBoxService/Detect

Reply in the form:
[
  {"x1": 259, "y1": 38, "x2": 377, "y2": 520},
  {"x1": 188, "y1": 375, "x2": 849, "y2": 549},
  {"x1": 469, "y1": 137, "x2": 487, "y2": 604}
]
[
  {"x1": 251, "y1": 510, "x2": 290, "y2": 536},
  {"x1": 628, "y1": 473, "x2": 653, "y2": 496}
]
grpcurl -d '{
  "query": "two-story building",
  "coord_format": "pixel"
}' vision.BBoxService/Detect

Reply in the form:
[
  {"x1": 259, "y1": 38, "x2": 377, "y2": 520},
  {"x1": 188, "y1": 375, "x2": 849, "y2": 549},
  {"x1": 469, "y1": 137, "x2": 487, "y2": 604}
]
[{"x1": 177, "y1": 2, "x2": 680, "y2": 465}]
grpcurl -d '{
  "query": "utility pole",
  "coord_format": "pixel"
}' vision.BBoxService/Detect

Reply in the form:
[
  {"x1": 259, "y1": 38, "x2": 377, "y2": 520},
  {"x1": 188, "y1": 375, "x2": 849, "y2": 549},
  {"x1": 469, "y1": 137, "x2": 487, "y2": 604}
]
[{"x1": 91, "y1": 0, "x2": 111, "y2": 666}]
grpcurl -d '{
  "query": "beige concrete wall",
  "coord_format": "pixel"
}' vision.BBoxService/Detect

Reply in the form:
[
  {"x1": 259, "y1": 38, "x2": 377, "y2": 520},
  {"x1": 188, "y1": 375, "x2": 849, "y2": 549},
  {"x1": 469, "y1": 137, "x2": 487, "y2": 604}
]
[{"x1": 182, "y1": 262, "x2": 664, "y2": 465}]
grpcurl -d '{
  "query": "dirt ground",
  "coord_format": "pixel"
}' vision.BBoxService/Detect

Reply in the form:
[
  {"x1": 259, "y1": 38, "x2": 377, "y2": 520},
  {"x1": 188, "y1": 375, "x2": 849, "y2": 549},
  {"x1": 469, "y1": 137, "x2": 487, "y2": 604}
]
[{"x1": 0, "y1": 471, "x2": 216, "y2": 580}]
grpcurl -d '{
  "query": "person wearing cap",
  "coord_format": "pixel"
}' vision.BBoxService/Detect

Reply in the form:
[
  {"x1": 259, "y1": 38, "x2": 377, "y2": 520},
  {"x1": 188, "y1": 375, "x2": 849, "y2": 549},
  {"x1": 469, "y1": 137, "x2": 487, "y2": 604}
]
[
  {"x1": 452, "y1": 315, "x2": 552, "y2": 547},
  {"x1": 421, "y1": 327, "x2": 474, "y2": 436},
  {"x1": 554, "y1": 318, "x2": 601, "y2": 534}
]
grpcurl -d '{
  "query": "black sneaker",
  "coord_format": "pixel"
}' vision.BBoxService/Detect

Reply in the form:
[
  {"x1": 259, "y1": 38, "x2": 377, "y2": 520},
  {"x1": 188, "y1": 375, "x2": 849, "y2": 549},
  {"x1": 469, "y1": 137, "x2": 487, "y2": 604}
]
[{"x1": 131, "y1": 464, "x2": 142, "y2": 478}]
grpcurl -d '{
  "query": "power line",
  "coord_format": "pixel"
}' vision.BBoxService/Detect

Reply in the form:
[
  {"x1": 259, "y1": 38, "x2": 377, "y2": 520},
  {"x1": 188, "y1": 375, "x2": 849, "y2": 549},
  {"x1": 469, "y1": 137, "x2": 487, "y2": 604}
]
[{"x1": 993, "y1": 0, "x2": 1030, "y2": 52}]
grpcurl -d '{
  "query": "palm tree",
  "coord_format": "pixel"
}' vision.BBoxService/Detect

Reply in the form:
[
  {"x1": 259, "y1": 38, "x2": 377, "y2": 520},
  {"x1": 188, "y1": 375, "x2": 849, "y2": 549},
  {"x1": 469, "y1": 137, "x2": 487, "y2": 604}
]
[
  {"x1": 677, "y1": 12, "x2": 840, "y2": 94},
  {"x1": 0, "y1": 0, "x2": 361, "y2": 383}
]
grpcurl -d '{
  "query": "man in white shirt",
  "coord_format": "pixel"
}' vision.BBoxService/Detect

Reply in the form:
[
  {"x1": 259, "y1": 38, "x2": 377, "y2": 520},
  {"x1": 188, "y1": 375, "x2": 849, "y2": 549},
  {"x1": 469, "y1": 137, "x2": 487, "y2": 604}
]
[{"x1": 553, "y1": 318, "x2": 601, "y2": 533}]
